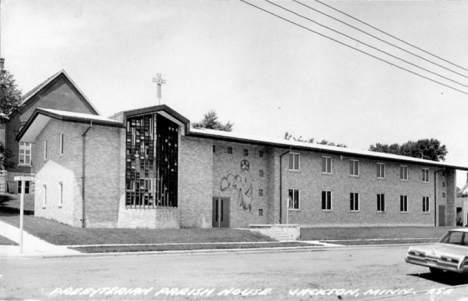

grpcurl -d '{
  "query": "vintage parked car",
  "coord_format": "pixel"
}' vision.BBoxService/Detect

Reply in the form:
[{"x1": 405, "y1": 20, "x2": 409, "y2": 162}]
[{"x1": 405, "y1": 228, "x2": 468, "y2": 274}]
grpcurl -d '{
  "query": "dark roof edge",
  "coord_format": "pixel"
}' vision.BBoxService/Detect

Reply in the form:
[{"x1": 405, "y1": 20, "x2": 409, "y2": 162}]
[{"x1": 123, "y1": 104, "x2": 191, "y2": 134}]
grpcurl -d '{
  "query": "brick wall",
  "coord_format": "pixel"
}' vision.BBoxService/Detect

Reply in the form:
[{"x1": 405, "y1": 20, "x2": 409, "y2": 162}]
[
  {"x1": 33, "y1": 119, "x2": 85, "y2": 227},
  {"x1": 33, "y1": 119, "x2": 122, "y2": 228},
  {"x1": 179, "y1": 136, "x2": 213, "y2": 228},
  {"x1": 212, "y1": 141, "x2": 272, "y2": 228},
  {"x1": 282, "y1": 152, "x2": 440, "y2": 226}
]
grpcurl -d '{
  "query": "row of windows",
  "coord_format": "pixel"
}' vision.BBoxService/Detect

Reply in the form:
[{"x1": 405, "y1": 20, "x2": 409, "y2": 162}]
[
  {"x1": 289, "y1": 153, "x2": 432, "y2": 182},
  {"x1": 213, "y1": 146, "x2": 264, "y2": 158},
  {"x1": 19, "y1": 133, "x2": 64, "y2": 166},
  {"x1": 287, "y1": 189, "x2": 431, "y2": 213},
  {"x1": 41, "y1": 182, "x2": 64, "y2": 208}
]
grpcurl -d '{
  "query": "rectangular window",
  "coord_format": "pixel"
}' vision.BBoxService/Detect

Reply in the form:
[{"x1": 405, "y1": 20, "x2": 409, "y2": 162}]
[
  {"x1": 422, "y1": 168, "x2": 430, "y2": 182},
  {"x1": 350, "y1": 193, "x2": 359, "y2": 211},
  {"x1": 244, "y1": 149, "x2": 249, "y2": 156},
  {"x1": 259, "y1": 209, "x2": 263, "y2": 216},
  {"x1": 377, "y1": 163, "x2": 385, "y2": 179},
  {"x1": 288, "y1": 153, "x2": 300, "y2": 171},
  {"x1": 322, "y1": 157, "x2": 332, "y2": 174},
  {"x1": 422, "y1": 196, "x2": 430, "y2": 213},
  {"x1": 42, "y1": 185, "x2": 47, "y2": 208},
  {"x1": 350, "y1": 160, "x2": 359, "y2": 176},
  {"x1": 17, "y1": 181, "x2": 30, "y2": 194},
  {"x1": 321, "y1": 191, "x2": 332, "y2": 211},
  {"x1": 259, "y1": 150, "x2": 264, "y2": 158},
  {"x1": 19, "y1": 142, "x2": 32, "y2": 166},
  {"x1": 58, "y1": 182, "x2": 63, "y2": 207},
  {"x1": 259, "y1": 189, "x2": 264, "y2": 196},
  {"x1": 259, "y1": 170, "x2": 264, "y2": 177},
  {"x1": 400, "y1": 195, "x2": 408, "y2": 212},
  {"x1": 213, "y1": 145, "x2": 216, "y2": 153},
  {"x1": 227, "y1": 147, "x2": 233, "y2": 154},
  {"x1": 44, "y1": 140, "x2": 48, "y2": 160},
  {"x1": 400, "y1": 166, "x2": 408, "y2": 181},
  {"x1": 377, "y1": 194, "x2": 385, "y2": 212},
  {"x1": 288, "y1": 189, "x2": 300, "y2": 210},
  {"x1": 59, "y1": 133, "x2": 64, "y2": 155}
]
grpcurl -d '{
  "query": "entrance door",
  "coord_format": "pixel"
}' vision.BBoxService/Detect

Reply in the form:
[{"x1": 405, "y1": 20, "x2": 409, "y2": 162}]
[
  {"x1": 212, "y1": 197, "x2": 230, "y2": 228},
  {"x1": 439, "y1": 205, "x2": 446, "y2": 226}
]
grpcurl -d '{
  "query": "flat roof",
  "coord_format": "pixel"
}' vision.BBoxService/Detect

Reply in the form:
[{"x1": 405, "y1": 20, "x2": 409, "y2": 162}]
[{"x1": 189, "y1": 128, "x2": 468, "y2": 171}]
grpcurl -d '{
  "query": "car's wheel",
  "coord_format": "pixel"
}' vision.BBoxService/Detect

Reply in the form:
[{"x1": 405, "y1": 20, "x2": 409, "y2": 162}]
[{"x1": 429, "y1": 267, "x2": 443, "y2": 274}]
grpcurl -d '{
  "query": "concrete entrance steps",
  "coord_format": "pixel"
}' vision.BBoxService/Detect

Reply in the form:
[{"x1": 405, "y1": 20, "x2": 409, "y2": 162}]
[{"x1": 248, "y1": 224, "x2": 300, "y2": 242}]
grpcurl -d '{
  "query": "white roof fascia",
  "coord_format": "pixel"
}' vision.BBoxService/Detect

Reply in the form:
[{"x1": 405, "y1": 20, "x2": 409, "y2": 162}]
[{"x1": 189, "y1": 128, "x2": 468, "y2": 170}]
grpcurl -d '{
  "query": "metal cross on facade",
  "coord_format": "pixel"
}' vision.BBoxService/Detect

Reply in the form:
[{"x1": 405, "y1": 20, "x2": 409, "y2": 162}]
[{"x1": 153, "y1": 73, "x2": 166, "y2": 105}]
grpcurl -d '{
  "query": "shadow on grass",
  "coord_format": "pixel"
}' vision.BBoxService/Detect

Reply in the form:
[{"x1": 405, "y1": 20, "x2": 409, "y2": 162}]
[
  {"x1": 409, "y1": 271, "x2": 468, "y2": 286},
  {"x1": 0, "y1": 205, "x2": 34, "y2": 216}
]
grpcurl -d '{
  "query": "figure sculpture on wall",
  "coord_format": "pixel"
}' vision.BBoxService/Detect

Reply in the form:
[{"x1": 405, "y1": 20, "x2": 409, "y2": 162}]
[{"x1": 220, "y1": 159, "x2": 253, "y2": 212}]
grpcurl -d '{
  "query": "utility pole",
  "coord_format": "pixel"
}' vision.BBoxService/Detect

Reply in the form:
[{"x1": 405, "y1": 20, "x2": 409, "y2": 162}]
[{"x1": 0, "y1": 0, "x2": 4, "y2": 70}]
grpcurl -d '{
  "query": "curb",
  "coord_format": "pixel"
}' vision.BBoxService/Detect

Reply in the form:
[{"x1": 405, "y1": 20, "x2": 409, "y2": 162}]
[{"x1": 0, "y1": 242, "x2": 419, "y2": 259}]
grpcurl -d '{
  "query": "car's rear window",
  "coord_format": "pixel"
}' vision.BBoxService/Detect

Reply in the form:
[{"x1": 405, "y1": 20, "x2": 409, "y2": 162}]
[{"x1": 440, "y1": 231, "x2": 468, "y2": 245}]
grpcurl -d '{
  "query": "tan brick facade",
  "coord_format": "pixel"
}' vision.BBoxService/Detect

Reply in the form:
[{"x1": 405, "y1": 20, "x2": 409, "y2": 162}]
[{"x1": 24, "y1": 106, "x2": 459, "y2": 229}]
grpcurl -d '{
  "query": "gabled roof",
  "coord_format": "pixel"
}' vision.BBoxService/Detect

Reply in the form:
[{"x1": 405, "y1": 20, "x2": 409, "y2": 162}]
[
  {"x1": 17, "y1": 108, "x2": 123, "y2": 143},
  {"x1": 123, "y1": 104, "x2": 191, "y2": 135},
  {"x1": 189, "y1": 128, "x2": 468, "y2": 171},
  {"x1": 19, "y1": 70, "x2": 100, "y2": 115}
]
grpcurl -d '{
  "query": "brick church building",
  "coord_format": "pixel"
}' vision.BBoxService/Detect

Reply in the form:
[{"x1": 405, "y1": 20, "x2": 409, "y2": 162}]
[{"x1": 15, "y1": 80, "x2": 468, "y2": 228}]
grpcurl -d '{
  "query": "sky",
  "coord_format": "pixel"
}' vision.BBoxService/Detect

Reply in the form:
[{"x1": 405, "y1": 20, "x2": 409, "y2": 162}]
[{"x1": 3, "y1": 0, "x2": 468, "y2": 185}]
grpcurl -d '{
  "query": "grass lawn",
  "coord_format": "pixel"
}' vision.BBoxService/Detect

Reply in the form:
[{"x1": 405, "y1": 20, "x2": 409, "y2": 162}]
[
  {"x1": 300, "y1": 226, "x2": 455, "y2": 241},
  {"x1": 0, "y1": 213, "x2": 274, "y2": 245},
  {"x1": 0, "y1": 235, "x2": 17, "y2": 245},
  {"x1": 72, "y1": 242, "x2": 318, "y2": 253}
]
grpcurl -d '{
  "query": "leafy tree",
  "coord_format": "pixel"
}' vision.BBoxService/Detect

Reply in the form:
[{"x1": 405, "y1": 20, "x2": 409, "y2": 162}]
[
  {"x1": 284, "y1": 132, "x2": 347, "y2": 148},
  {"x1": 0, "y1": 70, "x2": 22, "y2": 170},
  {"x1": 369, "y1": 139, "x2": 447, "y2": 162},
  {"x1": 192, "y1": 110, "x2": 233, "y2": 132}
]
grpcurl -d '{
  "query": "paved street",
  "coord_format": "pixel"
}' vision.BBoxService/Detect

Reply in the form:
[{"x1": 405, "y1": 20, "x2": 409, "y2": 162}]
[{"x1": 2, "y1": 245, "x2": 468, "y2": 301}]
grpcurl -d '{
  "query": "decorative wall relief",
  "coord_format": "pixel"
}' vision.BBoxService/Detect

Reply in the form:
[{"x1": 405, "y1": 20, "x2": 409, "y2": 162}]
[{"x1": 220, "y1": 160, "x2": 253, "y2": 212}]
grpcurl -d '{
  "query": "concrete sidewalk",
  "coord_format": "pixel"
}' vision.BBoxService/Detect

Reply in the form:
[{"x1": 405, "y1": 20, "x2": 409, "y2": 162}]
[{"x1": 0, "y1": 220, "x2": 80, "y2": 257}]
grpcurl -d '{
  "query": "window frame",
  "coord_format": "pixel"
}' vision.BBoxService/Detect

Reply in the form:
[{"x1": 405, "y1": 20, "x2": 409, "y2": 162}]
[
  {"x1": 350, "y1": 192, "x2": 359, "y2": 212},
  {"x1": 377, "y1": 193, "x2": 385, "y2": 212},
  {"x1": 44, "y1": 140, "x2": 48, "y2": 160},
  {"x1": 321, "y1": 190, "x2": 332, "y2": 211},
  {"x1": 322, "y1": 156, "x2": 332, "y2": 174},
  {"x1": 288, "y1": 153, "x2": 300, "y2": 171},
  {"x1": 59, "y1": 133, "x2": 64, "y2": 155},
  {"x1": 17, "y1": 180, "x2": 30, "y2": 194},
  {"x1": 350, "y1": 160, "x2": 359, "y2": 177},
  {"x1": 400, "y1": 195, "x2": 408, "y2": 212},
  {"x1": 377, "y1": 163, "x2": 386, "y2": 179},
  {"x1": 58, "y1": 182, "x2": 63, "y2": 207},
  {"x1": 400, "y1": 165, "x2": 408, "y2": 181},
  {"x1": 42, "y1": 185, "x2": 47, "y2": 208},
  {"x1": 422, "y1": 168, "x2": 430, "y2": 182},
  {"x1": 422, "y1": 196, "x2": 430, "y2": 213},
  {"x1": 288, "y1": 188, "x2": 300, "y2": 210},
  {"x1": 18, "y1": 142, "x2": 32, "y2": 166}
]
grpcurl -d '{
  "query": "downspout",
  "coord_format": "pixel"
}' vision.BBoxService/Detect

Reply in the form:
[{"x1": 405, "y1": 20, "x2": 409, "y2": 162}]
[
  {"x1": 81, "y1": 121, "x2": 93, "y2": 228},
  {"x1": 279, "y1": 150, "x2": 291, "y2": 224},
  {"x1": 434, "y1": 168, "x2": 445, "y2": 227}
]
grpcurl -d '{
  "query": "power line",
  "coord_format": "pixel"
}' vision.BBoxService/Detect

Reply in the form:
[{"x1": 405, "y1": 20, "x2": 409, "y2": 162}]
[
  {"x1": 292, "y1": 0, "x2": 468, "y2": 81},
  {"x1": 239, "y1": 0, "x2": 468, "y2": 96},
  {"x1": 265, "y1": 0, "x2": 468, "y2": 90},
  {"x1": 314, "y1": 0, "x2": 468, "y2": 74}
]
